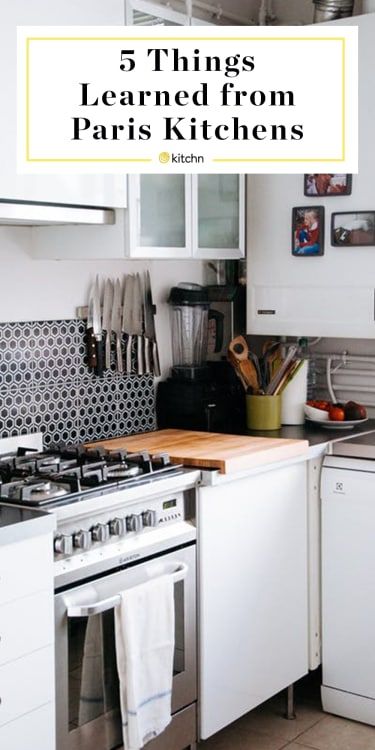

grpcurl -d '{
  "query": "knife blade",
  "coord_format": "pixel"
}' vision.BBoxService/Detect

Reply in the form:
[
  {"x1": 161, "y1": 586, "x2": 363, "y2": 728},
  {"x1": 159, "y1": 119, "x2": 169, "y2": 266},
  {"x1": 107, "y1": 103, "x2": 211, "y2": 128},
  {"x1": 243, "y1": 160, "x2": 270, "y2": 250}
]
[
  {"x1": 142, "y1": 274, "x2": 151, "y2": 374},
  {"x1": 144, "y1": 270, "x2": 161, "y2": 377},
  {"x1": 133, "y1": 273, "x2": 144, "y2": 376},
  {"x1": 122, "y1": 274, "x2": 133, "y2": 374},
  {"x1": 122, "y1": 274, "x2": 135, "y2": 374},
  {"x1": 112, "y1": 278, "x2": 123, "y2": 373},
  {"x1": 102, "y1": 279, "x2": 113, "y2": 370}
]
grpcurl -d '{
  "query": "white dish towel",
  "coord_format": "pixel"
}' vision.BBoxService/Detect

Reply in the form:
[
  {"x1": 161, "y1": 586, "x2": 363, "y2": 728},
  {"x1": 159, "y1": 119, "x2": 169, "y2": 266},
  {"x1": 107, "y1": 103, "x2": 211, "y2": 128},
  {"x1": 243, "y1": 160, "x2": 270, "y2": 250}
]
[{"x1": 114, "y1": 574, "x2": 175, "y2": 750}]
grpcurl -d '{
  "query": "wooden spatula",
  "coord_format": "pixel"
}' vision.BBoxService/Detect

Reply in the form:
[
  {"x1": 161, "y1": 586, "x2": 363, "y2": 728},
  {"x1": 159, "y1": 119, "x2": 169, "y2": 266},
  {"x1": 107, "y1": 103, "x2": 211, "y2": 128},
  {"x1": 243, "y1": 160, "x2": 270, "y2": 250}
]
[{"x1": 228, "y1": 336, "x2": 260, "y2": 393}]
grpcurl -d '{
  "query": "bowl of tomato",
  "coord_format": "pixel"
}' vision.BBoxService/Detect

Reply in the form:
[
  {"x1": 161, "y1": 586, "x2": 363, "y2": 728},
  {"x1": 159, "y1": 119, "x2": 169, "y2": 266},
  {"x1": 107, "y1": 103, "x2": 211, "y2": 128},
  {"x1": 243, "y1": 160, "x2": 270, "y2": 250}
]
[{"x1": 304, "y1": 400, "x2": 330, "y2": 421}]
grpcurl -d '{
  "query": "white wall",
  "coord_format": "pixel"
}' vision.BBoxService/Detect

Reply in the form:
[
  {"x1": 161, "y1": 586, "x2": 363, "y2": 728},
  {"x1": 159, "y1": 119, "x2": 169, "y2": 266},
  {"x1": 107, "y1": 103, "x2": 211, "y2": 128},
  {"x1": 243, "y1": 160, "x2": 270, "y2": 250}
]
[{"x1": 0, "y1": 222, "x2": 205, "y2": 379}]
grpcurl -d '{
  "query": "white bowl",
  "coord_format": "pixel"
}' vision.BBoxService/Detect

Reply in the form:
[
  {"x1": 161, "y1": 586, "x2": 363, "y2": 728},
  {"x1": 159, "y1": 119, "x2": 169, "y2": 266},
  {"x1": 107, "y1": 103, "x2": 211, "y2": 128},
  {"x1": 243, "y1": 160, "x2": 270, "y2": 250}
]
[{"x1": 304, "y1": 404, "x2": 329, "y2": 421}]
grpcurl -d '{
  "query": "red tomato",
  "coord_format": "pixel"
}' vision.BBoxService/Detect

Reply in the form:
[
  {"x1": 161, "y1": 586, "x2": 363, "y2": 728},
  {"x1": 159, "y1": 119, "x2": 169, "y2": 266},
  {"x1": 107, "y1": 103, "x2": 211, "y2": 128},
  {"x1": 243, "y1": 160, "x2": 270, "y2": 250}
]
[
  {"x1": 329, "y1": 405, "x2": 345, "y2": 421},
  {"x1": 307, "y1": 400, "x2": 330, "y2": 411}
]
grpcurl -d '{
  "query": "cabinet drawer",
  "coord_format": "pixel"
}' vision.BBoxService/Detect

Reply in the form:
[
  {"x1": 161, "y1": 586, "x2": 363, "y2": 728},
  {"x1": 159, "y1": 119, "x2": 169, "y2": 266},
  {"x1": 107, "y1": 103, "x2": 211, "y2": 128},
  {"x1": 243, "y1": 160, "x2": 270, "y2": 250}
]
[
  {"x1": 0, "y1": 646, "x2": 54, "y2": 727},
  {"x1": 0, "y1": 534, "x2": 52, "y2": 605},
  {"x1": 0, "y1": 590, "x2": 53, "y2": 667},
  {"x1": 0, "y1": 701, "x2": 55, "y2": 750}
]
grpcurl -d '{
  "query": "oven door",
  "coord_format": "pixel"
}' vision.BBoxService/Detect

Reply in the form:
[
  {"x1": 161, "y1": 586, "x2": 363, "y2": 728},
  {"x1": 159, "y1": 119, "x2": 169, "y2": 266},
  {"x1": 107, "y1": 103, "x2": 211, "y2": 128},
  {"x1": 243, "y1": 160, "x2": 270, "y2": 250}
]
[{"x1": 55, "y1": 544, "x2": 196, "y2": 750}]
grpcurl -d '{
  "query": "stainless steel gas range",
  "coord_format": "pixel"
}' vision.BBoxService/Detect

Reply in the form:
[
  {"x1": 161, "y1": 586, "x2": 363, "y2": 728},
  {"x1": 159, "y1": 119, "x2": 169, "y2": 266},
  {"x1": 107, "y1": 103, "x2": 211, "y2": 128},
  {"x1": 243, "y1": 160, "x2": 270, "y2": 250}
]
[{"x1": 0, "y1": 436, "x2": 200, "y2": 750}]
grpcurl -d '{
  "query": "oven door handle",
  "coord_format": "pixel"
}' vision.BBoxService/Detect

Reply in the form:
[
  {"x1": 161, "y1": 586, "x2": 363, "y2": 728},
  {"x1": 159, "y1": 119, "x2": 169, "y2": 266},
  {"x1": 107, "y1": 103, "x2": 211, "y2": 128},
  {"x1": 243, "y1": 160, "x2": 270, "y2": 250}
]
[{"x1": 66, "y1": 561, "x2": 188, "y2": 618}]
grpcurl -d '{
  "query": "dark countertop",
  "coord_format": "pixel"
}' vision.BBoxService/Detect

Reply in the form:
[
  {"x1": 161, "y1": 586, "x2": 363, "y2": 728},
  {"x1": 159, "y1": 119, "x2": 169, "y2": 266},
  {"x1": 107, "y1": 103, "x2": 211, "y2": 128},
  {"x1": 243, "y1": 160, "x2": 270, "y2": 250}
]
[
  {"x1": 246, "y1": 419, "x2": 375, "y2": 447},
  {"x1": 0, "y1": 504, "x2": 55, "y2": 545}
]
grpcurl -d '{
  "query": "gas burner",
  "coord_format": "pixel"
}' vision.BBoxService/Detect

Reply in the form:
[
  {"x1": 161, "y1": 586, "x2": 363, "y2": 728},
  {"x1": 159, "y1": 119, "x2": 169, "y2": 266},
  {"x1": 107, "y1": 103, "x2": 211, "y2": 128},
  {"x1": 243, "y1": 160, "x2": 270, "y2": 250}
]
[
  {"x1": 104, "y1": 465, "x2": 141, "y2": 480},
  {"x1": 0, "y1": 443, "x2": 182, "y2": 506},
  {"x1": 1, "y1": 477, "x2": 71, "y2": 504}
]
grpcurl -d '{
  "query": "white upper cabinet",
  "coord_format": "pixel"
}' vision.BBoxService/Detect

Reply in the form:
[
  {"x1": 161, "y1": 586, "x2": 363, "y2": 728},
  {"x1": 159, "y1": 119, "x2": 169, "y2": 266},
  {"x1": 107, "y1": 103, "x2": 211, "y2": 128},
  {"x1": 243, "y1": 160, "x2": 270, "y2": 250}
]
[
  {"x1": 128, "y1": 175, "x2": 192, "y2": 258},
  {"x1": 192, "y1": 174, "x2": 245, "y2": 259},
  {"x1": 247, "y1": 14, "x2": 375, "y2": 339},
  {"x1": 125, "y1": 1, "x2": 244, "y2": 260},
  {"x1": 127, "y1": 174, "x2": 245, "y2": 259},
  {"x1": 1, "y1": 0, "x2": 127, "y2": 207}
]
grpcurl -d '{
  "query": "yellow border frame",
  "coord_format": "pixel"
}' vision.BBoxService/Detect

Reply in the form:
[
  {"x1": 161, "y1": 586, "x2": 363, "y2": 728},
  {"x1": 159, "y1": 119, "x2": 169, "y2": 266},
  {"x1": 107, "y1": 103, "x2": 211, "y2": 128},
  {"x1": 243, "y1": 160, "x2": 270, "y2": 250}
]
[{"x1": 25, "y1": 36, "x2": 346, "y2": 164}]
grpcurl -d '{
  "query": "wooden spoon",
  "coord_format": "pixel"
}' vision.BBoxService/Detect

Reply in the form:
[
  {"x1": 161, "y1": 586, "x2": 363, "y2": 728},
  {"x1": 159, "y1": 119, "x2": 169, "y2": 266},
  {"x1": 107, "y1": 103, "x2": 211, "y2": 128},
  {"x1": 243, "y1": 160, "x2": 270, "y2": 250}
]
[{"x1": 228, "y1": 337, "x2": 260, "y2": 393}]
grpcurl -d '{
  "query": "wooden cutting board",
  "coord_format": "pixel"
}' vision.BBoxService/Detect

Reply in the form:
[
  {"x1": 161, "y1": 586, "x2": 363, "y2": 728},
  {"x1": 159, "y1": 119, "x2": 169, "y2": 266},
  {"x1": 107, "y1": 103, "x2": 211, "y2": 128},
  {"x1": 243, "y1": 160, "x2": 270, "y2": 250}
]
[{"x1": 88, "y1": 429, "x2": 308, "y2": 474}]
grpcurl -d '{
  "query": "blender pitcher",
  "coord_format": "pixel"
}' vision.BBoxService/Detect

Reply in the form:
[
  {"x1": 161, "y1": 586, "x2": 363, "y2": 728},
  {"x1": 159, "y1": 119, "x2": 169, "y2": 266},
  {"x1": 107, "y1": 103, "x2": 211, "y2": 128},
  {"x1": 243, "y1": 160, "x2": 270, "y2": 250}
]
[{"x1": 168, "y1": 283, "x2": 223, "y2": 380}]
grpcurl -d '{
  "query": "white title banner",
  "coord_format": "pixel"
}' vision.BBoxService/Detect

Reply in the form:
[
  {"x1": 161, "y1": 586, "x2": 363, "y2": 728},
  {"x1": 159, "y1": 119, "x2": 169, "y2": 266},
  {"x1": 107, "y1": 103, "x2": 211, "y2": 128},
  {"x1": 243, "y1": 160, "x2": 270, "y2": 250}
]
[{"x1": 17, "y1": 25, "x2": 358, "y2": 174}]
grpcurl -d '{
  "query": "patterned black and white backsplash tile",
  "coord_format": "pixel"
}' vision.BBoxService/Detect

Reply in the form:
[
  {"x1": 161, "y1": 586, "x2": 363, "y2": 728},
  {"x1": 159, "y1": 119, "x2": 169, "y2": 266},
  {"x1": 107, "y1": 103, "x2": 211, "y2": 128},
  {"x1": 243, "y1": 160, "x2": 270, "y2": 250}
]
[{"x1": 0, "y1": 320, "x2": 156, "y2": 446}]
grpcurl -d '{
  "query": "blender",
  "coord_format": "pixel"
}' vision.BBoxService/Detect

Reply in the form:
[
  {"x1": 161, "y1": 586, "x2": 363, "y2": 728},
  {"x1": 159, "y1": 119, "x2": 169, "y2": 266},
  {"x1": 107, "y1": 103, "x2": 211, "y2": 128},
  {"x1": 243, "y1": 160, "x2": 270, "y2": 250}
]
[
  {"x1": 156, "y1": 283, "x2": 245, "y2": 432},
  {"x1": 168, "y1": 283, "x2": 222, "y2": 381}
]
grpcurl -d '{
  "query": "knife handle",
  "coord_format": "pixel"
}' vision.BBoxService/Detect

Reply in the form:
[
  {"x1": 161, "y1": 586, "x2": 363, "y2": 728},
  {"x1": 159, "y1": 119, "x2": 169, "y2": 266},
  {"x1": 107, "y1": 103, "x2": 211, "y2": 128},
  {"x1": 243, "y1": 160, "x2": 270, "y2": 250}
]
[
  {"x1": 152, "y1": 341, "x2": 161, "y2": 378},
  {"x1": 86, "y1": 327, "x2": 97, "y2": 369},
  {"x1": 126, "y1": 335, "x2": 132, "y2": 374},
  {"x1": 137, "y1": 335, "x2": 144, "y2": 376},
  {"x1": 95, "y1": 338, "x2": 105, "y2": 378}
]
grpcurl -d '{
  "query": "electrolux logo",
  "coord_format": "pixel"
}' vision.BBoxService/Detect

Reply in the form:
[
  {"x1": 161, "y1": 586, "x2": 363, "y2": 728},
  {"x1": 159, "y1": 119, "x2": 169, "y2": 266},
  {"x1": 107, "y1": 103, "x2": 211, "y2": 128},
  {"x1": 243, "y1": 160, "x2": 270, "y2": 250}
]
[
  {"x1": 159, "y1": 151, "x2": 204, "y2": 165},
  {"x1": 334, "y1": 481, "x2": 344, "y2": 493}
]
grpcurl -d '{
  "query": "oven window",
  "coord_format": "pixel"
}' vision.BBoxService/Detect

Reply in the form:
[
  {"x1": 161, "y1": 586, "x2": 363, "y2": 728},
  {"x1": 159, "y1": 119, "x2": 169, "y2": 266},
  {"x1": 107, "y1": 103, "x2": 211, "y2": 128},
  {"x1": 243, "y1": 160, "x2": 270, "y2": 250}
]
[
  {"x1": 68, "y1": 612, "x2": 120, "y2": 731},
  {"x1": 67, "y1": 583, "x2": 186, "y2": 733}
]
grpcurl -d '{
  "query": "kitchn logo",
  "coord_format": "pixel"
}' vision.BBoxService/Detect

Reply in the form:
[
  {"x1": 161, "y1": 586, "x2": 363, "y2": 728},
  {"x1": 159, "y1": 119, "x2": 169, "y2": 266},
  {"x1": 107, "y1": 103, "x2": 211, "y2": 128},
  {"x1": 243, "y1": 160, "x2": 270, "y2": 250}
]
[{"x1": 159, "y1": 151, "x2": 204, "y2": 164}]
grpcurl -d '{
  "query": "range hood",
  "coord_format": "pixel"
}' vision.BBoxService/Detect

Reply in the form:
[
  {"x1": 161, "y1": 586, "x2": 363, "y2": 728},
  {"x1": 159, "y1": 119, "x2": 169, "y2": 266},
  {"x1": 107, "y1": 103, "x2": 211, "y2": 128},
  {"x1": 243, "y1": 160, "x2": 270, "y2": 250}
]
[{"x1": 0, "y1": 199, "x2": 115, "y2": 226}]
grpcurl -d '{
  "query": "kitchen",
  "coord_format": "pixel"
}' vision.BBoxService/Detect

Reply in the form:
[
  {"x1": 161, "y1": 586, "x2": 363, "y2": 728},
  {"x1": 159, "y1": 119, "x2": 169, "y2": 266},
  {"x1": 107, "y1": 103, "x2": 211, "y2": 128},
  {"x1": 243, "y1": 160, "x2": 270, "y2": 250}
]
[{"x1": 1, "y1": 1, "x2": 375, "y2": 750}]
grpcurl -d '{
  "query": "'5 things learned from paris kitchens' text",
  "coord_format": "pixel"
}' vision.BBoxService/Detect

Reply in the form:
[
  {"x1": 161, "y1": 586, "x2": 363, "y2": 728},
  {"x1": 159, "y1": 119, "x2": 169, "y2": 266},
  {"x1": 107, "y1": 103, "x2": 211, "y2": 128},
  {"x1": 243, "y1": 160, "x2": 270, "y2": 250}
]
[{"x1": 71, "y1": 47, "x2": 303, "y2": 143}]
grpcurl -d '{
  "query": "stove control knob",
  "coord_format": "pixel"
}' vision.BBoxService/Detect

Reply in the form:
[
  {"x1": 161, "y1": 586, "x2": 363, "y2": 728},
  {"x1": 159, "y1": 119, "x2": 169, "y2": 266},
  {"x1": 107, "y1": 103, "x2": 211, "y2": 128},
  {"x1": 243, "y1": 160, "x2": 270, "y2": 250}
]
[
  {"x1": 126, "y1": 514, "x2": 142, "y2": 533},
  {"x1": 91, "y1": 523, "x2": 110, "y2": 543},
  {"x1": 54, "y1": 534, "x2": 73, "y2": 556},
  {"x1": 73, "y1": 530, "x2": 92, "y2": 550},
  {"x1": 109, "y1": 518, "x2": 126, "y2": 536},
  {"x1": 142, "y1": 510, "x2": 157, "y2": 528}
]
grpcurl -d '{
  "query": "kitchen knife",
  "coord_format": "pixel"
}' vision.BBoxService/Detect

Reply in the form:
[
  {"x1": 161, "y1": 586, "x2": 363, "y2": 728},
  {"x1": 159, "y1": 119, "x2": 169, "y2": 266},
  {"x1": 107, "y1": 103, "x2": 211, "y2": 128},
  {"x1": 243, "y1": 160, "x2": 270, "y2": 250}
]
[
  {"x1": 142, "y1": 274, "x2": 152, "y2": 374},
  {"x1": 144, "y1": 270, "x2": 161, "y2": 377},
  {"x1": 86, "y1": 276, "x2": 103, "y2": 374},
  {"x1": 92, "y1": 275, "x2": 104, "y2": 377},
  {"x1": 122, "y1": 274, "x2": 134, "y2": 374},
  {"x1": 102, "y1": 279, "x2": 113, "y2": 370},
  {"x1": 133, "y1": 273, "x2": 144, "y2": 376},
  {"x1": 112, "y1": 278, "x2": 123, "y2": 373},
  {"x1": 86, "y1": 281, "x2": 98, "y2": 371}
]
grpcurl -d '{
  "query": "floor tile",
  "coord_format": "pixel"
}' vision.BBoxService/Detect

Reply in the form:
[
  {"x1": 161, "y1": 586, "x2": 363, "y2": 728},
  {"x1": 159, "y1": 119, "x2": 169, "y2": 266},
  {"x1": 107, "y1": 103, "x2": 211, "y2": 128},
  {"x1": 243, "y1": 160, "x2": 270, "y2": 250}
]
[
  {"x1": 296, "y1": 715, "x2": 375, "y2": 750},
  {"x1": 237, "y1": 701, "x2": 323, "y2": 742},
  {"x1": 286, "y1": 744, "x2": 319, "y2": 749},
  {"x1": 198, "y1": 725, "x2": 289, "y2": 750}
]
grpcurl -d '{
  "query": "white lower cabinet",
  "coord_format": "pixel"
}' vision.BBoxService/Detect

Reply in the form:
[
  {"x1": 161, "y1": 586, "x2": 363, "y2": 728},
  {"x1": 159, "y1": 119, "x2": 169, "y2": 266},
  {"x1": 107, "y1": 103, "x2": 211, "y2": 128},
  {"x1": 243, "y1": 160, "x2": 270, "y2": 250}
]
[
  {"x1": 0, "y1": 646, "x2": 54, "y2": 728},
  {"x1": 0, "y1": 533, "x2": 52, "y2": 604},
  {"x1": 198, "y1": 461, "x2": 309, "y2": 739},
  {"x1": 0, "y1": 524, "x2": 55, "y2": 749},
  {"x1": 0, "y1": 590, "x2": 54, "y2": 666},
  {"x1": 0, "y1": 702, "x2": 55, "y2": 750}
]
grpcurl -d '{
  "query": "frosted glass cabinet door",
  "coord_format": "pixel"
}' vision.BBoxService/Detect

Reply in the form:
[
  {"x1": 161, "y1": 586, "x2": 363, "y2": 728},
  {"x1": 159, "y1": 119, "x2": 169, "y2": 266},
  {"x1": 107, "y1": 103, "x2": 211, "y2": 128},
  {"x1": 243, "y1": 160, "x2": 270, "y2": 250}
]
[
  {"x1": 193, "y1": 174, "x2": 245, "y2": 258},
  {"x1": 128, "y1": 175, "x2": 192, "y2": 257}
]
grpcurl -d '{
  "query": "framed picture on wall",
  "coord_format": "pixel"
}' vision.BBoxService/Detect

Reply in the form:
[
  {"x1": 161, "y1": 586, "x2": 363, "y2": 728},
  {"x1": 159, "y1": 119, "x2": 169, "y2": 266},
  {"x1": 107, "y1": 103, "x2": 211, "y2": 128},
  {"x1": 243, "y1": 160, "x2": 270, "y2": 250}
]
[
  {"x1": 292, "y1": 206, "x2": 324, "y2": 257},
  {"x1": 331, "y1": 211, "x2": 375, "y2": 246},
  {"x1": 304, "y1": 174, "x2": 352, "y2": 197}
]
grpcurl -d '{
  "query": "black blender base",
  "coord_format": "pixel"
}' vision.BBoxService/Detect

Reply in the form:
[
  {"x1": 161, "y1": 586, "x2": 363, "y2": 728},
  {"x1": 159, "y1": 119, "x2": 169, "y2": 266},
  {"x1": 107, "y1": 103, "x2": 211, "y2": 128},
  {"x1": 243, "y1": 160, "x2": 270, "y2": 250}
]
[{"x1": 156, "y1": 368, "x2": 246, "y2": 433}]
